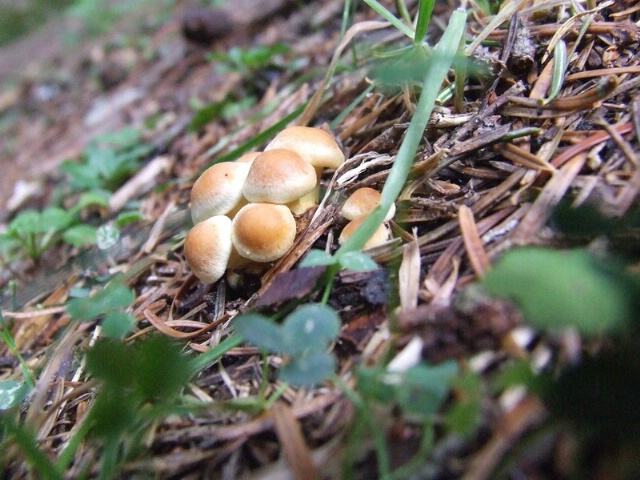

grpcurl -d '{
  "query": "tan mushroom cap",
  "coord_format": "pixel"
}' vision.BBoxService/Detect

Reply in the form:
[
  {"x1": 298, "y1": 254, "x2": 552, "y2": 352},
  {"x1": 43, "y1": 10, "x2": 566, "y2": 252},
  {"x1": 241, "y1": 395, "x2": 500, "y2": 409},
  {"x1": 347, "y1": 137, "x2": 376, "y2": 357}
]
[
  {"x1": 339, "y1": 217, "x2": 391, "y2": 250},
  {"x1": 184, "y1": 215, "x2": 233, "y2": 284},
  {"x1": 242, "y1": 149, "x2": 317, "y2": 204},
  {"x1": 191, "y1": 161, "x2": 250, "y2": 224},
  {"x1": 235, "y1": 151, "x2": 261, "y2": 164},
  {"x1": 341, "y1": 187, "x2": 395, "y2": 221},
  {"x1": 265, "y1": 126, "x2": 345, "y2": 170},
  {"x1": 231, "y1": 203, "x2": 297, "y2": 262}
]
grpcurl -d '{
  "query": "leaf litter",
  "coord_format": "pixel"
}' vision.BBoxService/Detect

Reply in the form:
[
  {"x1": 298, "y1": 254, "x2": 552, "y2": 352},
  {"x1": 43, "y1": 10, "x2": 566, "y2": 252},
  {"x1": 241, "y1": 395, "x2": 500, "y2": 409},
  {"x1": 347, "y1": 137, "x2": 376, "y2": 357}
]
[{"x1": 1, "y1": 0, "x2": 640, "y2": 478}]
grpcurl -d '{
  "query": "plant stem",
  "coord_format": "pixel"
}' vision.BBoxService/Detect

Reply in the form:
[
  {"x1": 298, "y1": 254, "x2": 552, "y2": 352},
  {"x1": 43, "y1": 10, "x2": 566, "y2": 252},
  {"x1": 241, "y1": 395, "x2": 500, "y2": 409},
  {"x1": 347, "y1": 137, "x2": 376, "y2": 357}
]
[
  {"x1": 332, "y1": 375, "x2": 391, "y2": 479},
  {"x1": 0, "y1": 413, "x2": 63, "y2": 480},
  {"x1": 0, "y1": 316, "x2": 36, "y2": 389}
]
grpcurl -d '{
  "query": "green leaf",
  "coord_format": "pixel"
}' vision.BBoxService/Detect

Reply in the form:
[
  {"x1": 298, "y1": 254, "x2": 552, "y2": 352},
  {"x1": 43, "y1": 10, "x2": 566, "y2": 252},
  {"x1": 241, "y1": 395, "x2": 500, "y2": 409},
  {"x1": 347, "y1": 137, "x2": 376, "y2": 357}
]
[
  {"x1": 61, "y1": 160, "x2": 101, "y2": 190},
  {"x1": 134, "y1": 335, "x2": 192, "y2": 402},
  {"x1": 93, "y1": 127, "x2": 141, "y2": 149},
  {"x1": 86, "y1": 336, "x2": 192, "y2": 406},
  {"x1": 234, "y1": 313, "x2": 287, "y2": 353},
  {"x1": 282, "y1": 303, "x2": 341, "y2": 355},
  {"x1": 116, "y1": 211, "x2": 143, "y2": 228},
  {"x1": 356, "y1": 367, "x2": 397, "y2": 404},
  {"x1": 75, "y1": 191, "x2": 110, "y2": 210},
  {"x1": 87, "y1": 147, "x2": 116, "y2": 177},
  {"x1": 357, "y1": 361, "x2": 459, "y2": 417},
  {"x1": 189, "y1": 98, "x2": 228, "y2": 132},
  {"x1": 483, "y1": 248, "x2": 631, "y2": 335},
  {"x1": 101, "y1": 312, "x2": 135, "y2": 339},
  {"x1": 446, "y1": 372, "x2": 483, "y2": 436},
  {"x1": 8, "y1": 210, "x2": 43, "y2": 236},
  {"x1": 85, "y1": 339, "x2": 133, "y2": 388},
  {"x1": 338, "y1": 251, "x2": 379, "y2": 271},
  {"x1": 492, "y1": 359, "x2": 541, "y2": 392},
  {"x1": 395, "y1": 361, "x2": 459, "y2": 417},
  {"x1": 299, "y1": 249, "x2": 337, "y2": 268},
  {"x1": 62, "y1": 224, "x2": 97, "y2": 247},
  {"x1": 89, "y1": 387, "x2": 137, "y2": 439},
  {"x1": 0, "y1": 232, "x2": 19, "y2": 254},
  {"x1": 7, "y1": 208, "x2": 71, "y2": 236},
  {"x1": 280, "y1": 350, "x2": 336, "y2": 387},
  {"x1": 67, "y1": 282, "x2": 134, "y2": 321},
  {"x1": 0, "y1": 380, "x2": 30, "y2": 410},
  {"x1": 39, "y1": 207, "x2": 74, "y2": 232},
  {"x1": 446, "y1": 398, "x2": 481, "y2": 436}
]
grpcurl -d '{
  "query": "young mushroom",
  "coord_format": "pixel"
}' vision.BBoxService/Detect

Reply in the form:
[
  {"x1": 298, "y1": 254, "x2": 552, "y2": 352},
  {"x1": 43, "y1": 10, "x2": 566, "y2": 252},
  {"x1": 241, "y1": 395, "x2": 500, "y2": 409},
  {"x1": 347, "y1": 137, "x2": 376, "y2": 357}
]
[
  {"x1": 242, "y1": 149, "x2": 317, "y2": 206},
  {"x1": 231, "y1": 203, "x2": 297, "y2": 262},
  {"x1": 341, "y1": 187, "x2": 395, "y2": 221},
  {"x1": 265, "y1": 126, "x2": 345, "y2": 172},
  {"x1": 190, "y1": 161, "x2": 251, "y2": 224},
  {"x1": 184, "y1": 215, "x2": 233, "y2": 284},
  {"x1": 338, "y1": 216, "x2": 391, "y2": 250}
]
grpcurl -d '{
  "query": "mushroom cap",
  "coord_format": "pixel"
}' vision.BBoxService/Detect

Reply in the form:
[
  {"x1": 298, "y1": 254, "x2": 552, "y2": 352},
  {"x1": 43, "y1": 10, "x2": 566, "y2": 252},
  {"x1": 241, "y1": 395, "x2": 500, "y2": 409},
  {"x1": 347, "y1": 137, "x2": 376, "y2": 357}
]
[
  {"x1": 341, "y1": 187, "x2": 395, "y2": 221},
  {"x1": 184, "y1": 215, "x2": 233, "y2": 284},
  {"x1": 235, "y1": 151, "x2": 261, "y2": 164},
  {"x1": 231, "y1": 203, "x2": 297, "y2": 262},
  {"x1": 339, "y1": 217, "x2": 391, "y2": 250},
  {"x1": 191, "y1": 161, "x2": 250, "y2": 224},
  {"x1": 242, "y1": 149, "x2": 317, "y2": 204},
  {"x1": 265, "y1": 126, "x2": 345, "y2": 170}
]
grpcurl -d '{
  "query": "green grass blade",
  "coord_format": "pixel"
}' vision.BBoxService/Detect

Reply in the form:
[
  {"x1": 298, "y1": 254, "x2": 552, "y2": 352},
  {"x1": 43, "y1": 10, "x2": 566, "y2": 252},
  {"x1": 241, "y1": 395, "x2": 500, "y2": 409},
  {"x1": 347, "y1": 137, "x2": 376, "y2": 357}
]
[
  {"x1": 414, "y1": 0, "x2": 435, "y2": 45},
  {"x1": 363, "y1": 0, "x2": 415, "y2": 39},
  {"x1": 188, "y1": 334, "x2": 243, "y2": 375},
  {"x1": 542, "y1": 39, "x2": 567, "y2": 105},
  {"x1": 465, "y1": 0, "x2": 526, "y2": 56},
  {"x1": 330, "y1": 83, "x2": 375, "y2": 129}
]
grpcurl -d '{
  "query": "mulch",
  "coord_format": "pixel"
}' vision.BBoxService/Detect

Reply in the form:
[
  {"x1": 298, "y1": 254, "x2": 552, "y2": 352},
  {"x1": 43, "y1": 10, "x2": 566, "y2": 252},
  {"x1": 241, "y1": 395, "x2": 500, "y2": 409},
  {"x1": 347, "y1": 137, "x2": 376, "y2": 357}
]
[{"x1": 1, "y1": 0, "x2": 639, "y2": 478}]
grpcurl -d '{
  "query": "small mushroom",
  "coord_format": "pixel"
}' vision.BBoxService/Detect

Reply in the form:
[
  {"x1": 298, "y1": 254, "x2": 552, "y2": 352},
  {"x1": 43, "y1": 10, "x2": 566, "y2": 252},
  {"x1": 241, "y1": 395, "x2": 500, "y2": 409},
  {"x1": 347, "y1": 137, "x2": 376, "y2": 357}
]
[
  {"x1": 242, "y1": 149, "x2": 317, "y2": 205},
  {"x1": 184, "y1": 215, "x2": 233, "y2": 284},
  {"x1": 265, "y1": 126, "x2": 345, "y2": 171},
  {"x1": 190, "y1": 161, "x2": 250, "y2": 224},
  {"x1": 339, "y1": 217, "x2": 391, "y2": 250},
  {"x1": 231, "y1": 203, "x2": 297, "y2": 262},
  {"x1": 341, "y1": 187, "x2": 395, "y2": 221}
]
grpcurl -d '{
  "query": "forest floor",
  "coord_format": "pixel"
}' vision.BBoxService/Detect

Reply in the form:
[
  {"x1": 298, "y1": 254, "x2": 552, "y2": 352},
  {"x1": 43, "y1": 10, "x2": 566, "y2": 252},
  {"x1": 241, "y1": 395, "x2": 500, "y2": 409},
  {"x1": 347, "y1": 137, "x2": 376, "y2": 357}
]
[{"x1": 1, "y1": 1, "x2": 640, "y2": 479}]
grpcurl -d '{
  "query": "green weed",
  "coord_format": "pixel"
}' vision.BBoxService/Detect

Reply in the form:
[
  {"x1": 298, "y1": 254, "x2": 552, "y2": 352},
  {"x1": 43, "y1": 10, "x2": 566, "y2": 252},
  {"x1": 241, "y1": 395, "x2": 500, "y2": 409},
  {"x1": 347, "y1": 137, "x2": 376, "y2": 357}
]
[
  {"x1": 0, "y1": 128, "x2": 150, "y2": 262},
  {"x1": 234, "y1": 303, "x2": 341, "y2": 386},
  {"x1": 209, "y1": 43, "x2": 291, "y2": 75},
  {"x1": 61, "y1": 127, "x2": 151, "y2": 193}
]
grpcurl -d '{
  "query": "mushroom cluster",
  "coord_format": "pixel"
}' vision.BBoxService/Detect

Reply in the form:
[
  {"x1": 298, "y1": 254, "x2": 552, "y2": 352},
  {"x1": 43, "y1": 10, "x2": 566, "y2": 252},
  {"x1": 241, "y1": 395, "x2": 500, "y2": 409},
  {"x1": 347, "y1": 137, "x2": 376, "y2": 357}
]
[
  {"x1": 338, "y1": 187, "x2": 395, "y2": 249},
  {"x1": 184, "y1": 126, "x2": 345, "y2": 284}
]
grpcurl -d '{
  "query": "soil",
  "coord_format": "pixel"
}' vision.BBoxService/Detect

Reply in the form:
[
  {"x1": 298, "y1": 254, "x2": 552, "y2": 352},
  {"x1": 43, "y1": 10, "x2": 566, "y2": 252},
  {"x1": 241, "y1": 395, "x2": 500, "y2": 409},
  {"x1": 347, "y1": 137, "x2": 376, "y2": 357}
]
[{"x1": 1, "y1": 1, "x2": 640, "y2": 479}]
